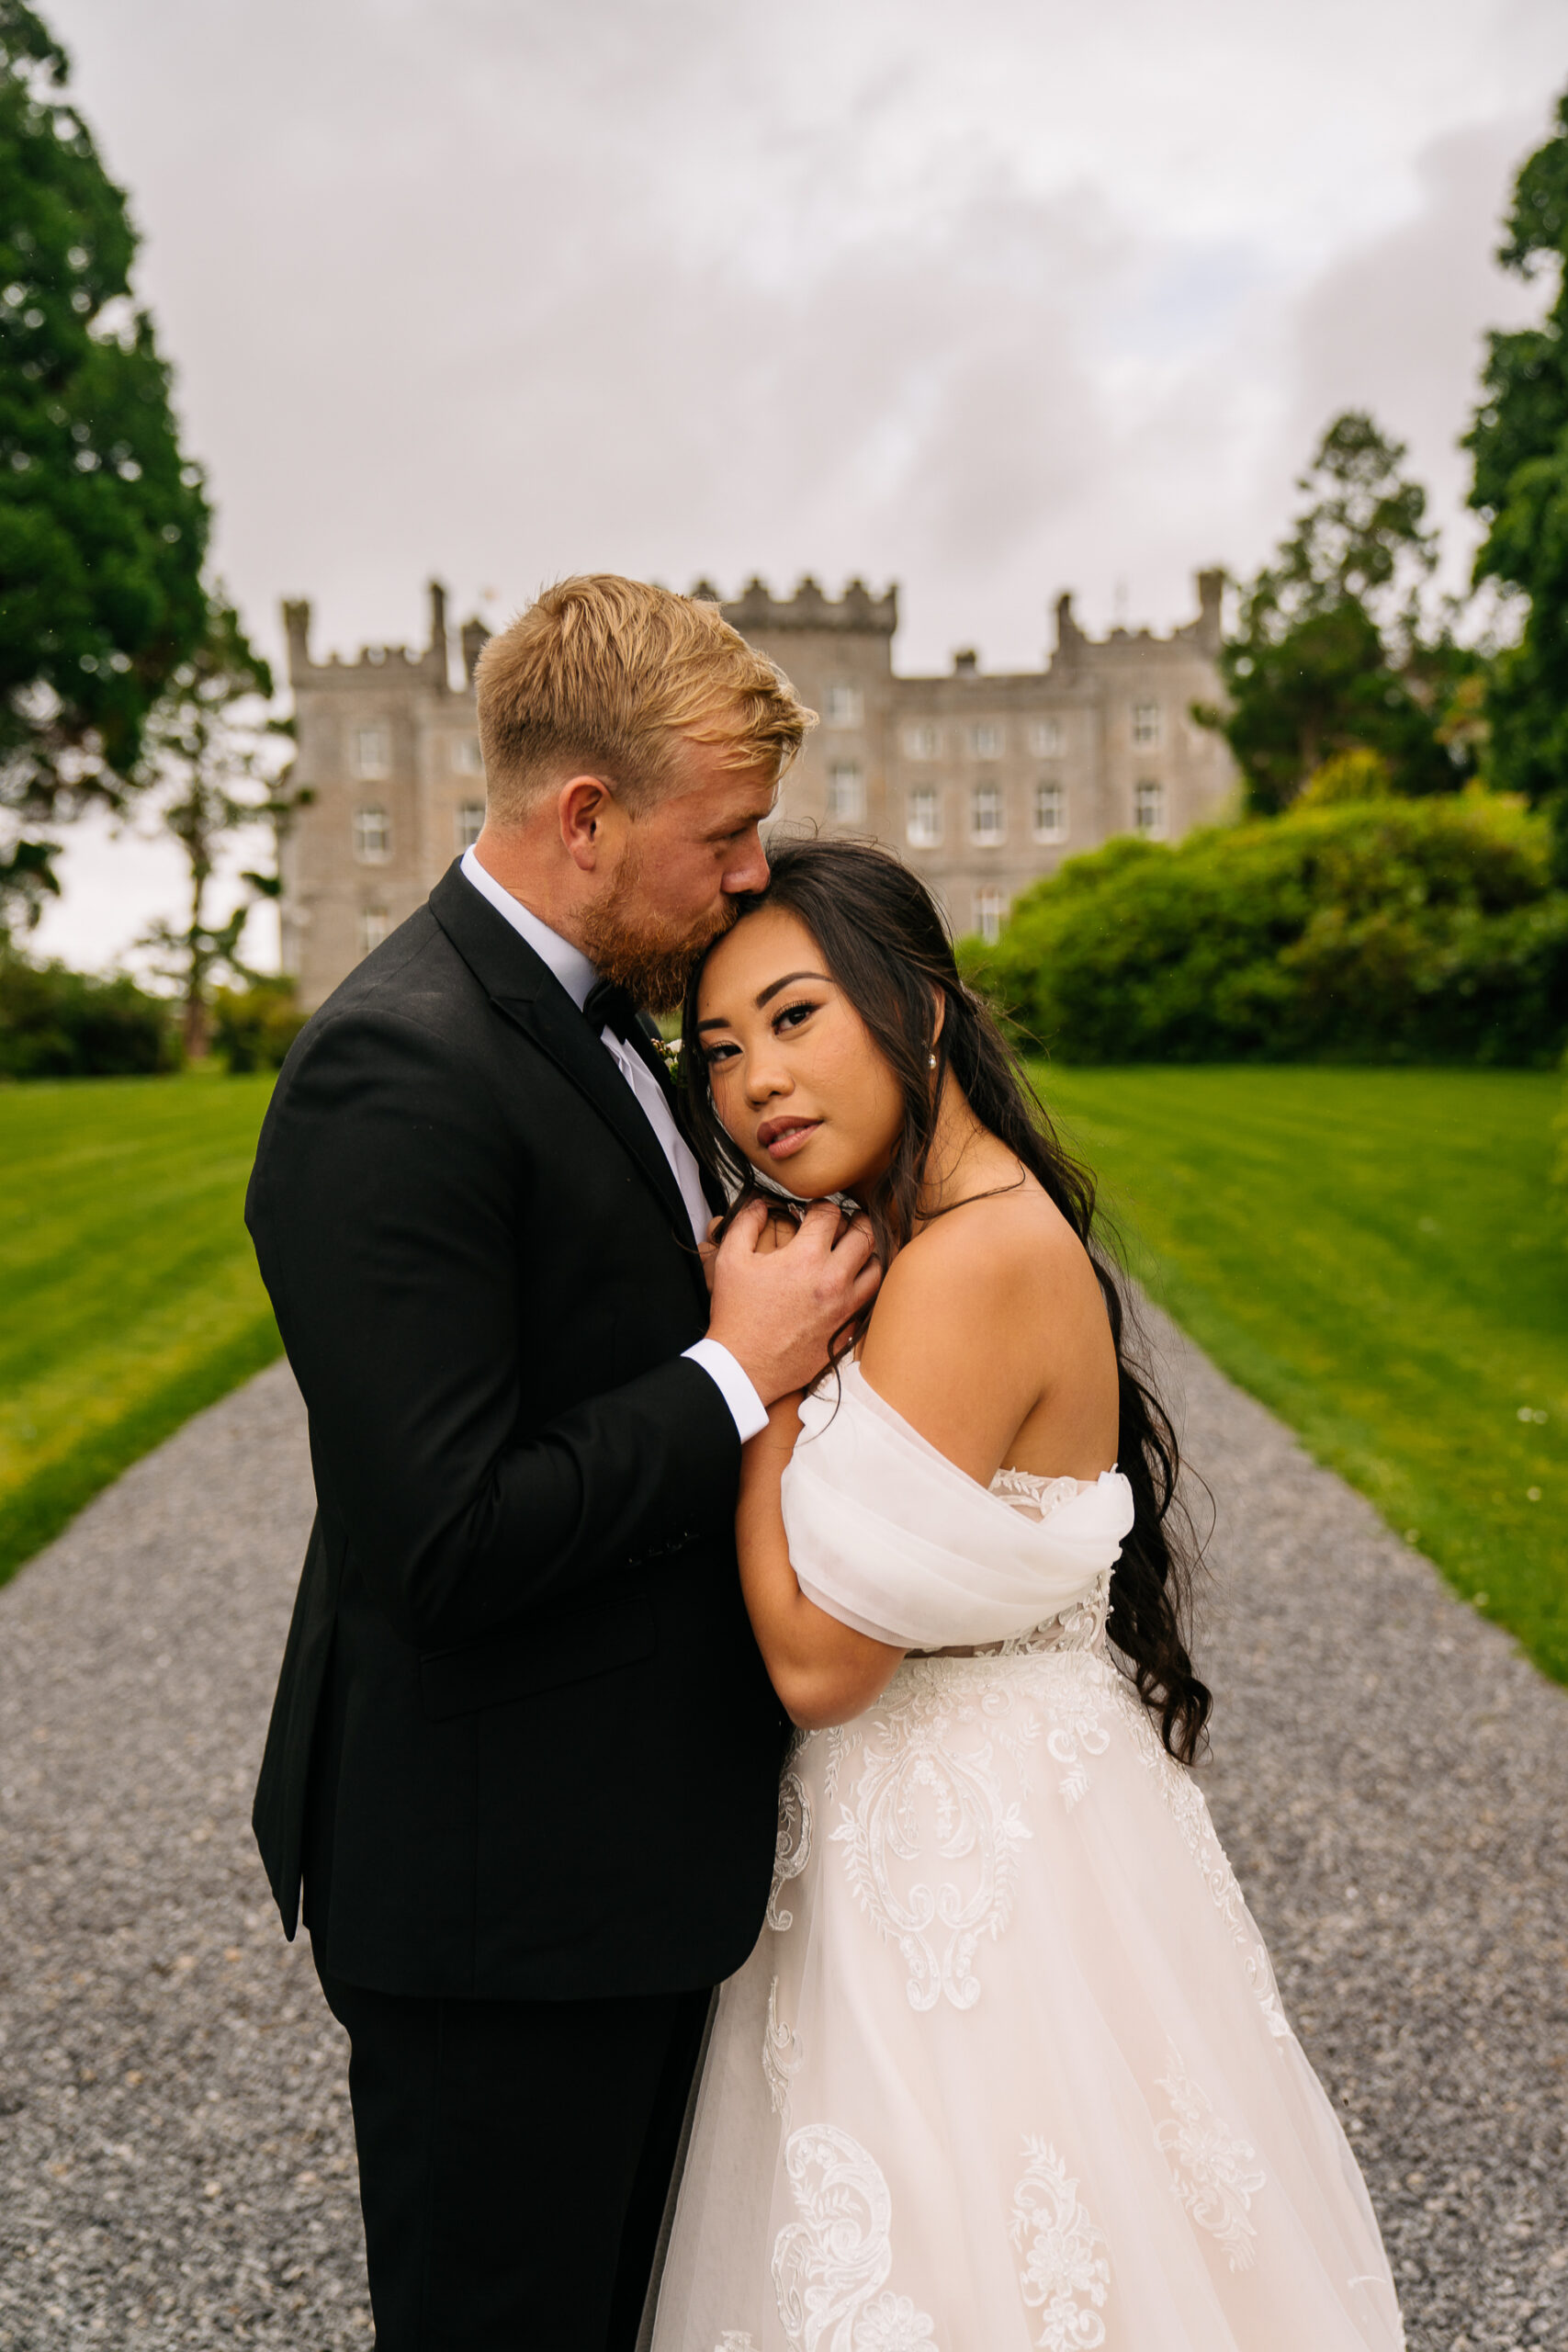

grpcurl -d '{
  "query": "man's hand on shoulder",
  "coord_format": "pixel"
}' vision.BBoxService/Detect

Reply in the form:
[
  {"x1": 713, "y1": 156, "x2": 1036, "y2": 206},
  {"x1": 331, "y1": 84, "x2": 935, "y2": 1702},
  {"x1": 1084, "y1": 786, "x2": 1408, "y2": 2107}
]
[{"x1": 705, "y1": 1197, "x2": 880, "y2": 1404}]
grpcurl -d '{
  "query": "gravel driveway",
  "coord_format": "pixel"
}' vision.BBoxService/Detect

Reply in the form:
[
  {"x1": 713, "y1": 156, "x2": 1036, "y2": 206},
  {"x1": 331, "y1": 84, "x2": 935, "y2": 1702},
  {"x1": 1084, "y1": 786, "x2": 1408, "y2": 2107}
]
[{"x1": 1, "y1": 1325, "x2": 1564, "y2": 2348}]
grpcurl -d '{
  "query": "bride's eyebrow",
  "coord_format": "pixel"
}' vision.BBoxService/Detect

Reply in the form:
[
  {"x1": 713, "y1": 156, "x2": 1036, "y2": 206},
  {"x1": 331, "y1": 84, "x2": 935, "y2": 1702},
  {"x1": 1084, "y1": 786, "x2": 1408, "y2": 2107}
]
[
  {"x1": 754, "y1": 969, "x2": 832, "y2": 1009},
  {"x1": 694, "y1": 970, "x2": 833, "y2": 1031}
]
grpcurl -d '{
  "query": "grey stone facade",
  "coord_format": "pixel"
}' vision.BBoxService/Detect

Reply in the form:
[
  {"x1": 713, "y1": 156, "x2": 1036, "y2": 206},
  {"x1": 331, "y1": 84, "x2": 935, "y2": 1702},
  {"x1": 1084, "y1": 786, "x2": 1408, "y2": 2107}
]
[{"x1": 279, "y1": 574, "x2": 1235, "y2": 1010}]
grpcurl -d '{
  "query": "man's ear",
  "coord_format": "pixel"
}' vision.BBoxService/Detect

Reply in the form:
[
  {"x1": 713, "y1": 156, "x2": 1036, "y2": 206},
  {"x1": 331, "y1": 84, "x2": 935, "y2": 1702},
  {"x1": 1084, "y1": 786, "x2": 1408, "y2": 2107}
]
[{"x1": 558, "y1": 775, "x2": 615, "y2": 873}]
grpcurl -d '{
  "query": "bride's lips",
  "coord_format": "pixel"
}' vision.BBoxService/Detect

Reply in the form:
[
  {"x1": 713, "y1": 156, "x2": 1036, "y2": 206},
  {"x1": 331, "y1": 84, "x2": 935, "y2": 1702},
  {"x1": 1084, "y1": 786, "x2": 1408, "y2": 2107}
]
[{"x1": 756, "y1": 1115, "x2": 822, "y2": 1161}]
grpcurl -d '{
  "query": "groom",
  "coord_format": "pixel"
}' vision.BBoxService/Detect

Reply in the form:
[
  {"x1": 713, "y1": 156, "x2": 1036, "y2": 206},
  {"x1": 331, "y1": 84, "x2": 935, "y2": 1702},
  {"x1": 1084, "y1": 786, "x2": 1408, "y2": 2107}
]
[{"x1": 247, "y1": 576, "x2": 877, "y2": 2348}]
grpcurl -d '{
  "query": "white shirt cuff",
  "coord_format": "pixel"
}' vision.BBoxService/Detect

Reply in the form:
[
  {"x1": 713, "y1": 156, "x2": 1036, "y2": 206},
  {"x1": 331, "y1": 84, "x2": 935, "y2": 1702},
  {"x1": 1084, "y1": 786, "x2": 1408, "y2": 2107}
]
[{"x1": 682, "y1": 1339, "x2": 770, "y2": 1444}]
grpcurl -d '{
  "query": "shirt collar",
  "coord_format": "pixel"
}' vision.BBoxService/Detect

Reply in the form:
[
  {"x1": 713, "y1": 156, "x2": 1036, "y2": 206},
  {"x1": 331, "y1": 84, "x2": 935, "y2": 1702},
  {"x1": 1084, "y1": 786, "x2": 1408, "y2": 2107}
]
[{"x1": 459, "y1": 845, "x2": 599, "y2": 1013}]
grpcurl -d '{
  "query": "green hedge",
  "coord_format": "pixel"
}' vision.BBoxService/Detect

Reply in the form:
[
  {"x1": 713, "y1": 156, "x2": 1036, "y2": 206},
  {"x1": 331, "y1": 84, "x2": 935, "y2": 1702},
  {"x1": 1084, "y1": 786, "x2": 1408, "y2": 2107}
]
[
  {"x1": 211, "y1": 982, "x2": 307, "y2": 1073},
  {"x1": 967, "y1": 795, "x2": 1568, "y2": 1065},
  {"x1": 0, "y1": 955, "x2": 178, "y2": 1079}
]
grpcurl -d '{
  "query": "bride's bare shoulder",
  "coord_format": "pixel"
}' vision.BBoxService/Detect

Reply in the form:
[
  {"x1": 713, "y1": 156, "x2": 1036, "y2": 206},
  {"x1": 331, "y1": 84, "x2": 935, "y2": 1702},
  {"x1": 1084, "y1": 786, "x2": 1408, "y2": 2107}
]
[
  {"x1": 862, "y1": 1184, "x2": 1099, "y2": 1373},
  {"x1": 858, "y1": 1185, "x2": 1105, "y2": 1476}
]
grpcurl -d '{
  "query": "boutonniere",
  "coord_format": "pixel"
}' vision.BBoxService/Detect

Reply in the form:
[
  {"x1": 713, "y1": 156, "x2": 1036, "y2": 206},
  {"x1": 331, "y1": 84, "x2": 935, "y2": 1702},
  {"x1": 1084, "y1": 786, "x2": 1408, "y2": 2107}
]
[{"x1": 651, "y1": 1035, "x2": 682, "y2": 1076}]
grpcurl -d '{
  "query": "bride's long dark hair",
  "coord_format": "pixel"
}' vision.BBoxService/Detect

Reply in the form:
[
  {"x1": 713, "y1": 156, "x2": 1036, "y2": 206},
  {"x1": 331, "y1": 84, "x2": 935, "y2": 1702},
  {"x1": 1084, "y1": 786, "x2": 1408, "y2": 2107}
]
[{"x1": 681, "y1": 834, "x2": 1211, "y2": 1766}]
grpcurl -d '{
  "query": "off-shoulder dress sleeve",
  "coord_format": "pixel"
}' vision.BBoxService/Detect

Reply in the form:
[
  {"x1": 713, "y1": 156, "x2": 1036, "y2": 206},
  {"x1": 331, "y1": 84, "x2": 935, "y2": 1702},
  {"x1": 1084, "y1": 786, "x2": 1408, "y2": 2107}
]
[{"x1": 778, "y1": 1361, "x2": 1134, "y2": 1651}]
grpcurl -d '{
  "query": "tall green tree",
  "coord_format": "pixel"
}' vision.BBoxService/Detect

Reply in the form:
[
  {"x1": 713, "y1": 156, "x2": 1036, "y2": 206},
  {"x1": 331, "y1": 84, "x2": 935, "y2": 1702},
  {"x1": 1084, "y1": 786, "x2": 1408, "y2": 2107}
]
[
  {"x1": 136, "y1": 594, "x2": 302, "y2": 1060},
  {"x1": 1201, "y1": 412, "x2": 1480, "y2": 813},
  {"x1": 0, "y1": 0, "x2": 210, "y2": 931},
  {"x1": 1464, "y1": 85, "x2": 1568, "y2": 875}
]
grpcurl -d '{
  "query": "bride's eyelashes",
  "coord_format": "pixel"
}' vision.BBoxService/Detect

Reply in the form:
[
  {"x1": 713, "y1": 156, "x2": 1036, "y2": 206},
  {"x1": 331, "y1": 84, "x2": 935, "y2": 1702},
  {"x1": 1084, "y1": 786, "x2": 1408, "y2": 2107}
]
[
  {"x1": 699, "y1": 996, "x2": 825, "y2": 1067},
  {"x1": 772, "y1": 996, "x2": 821, "y2": 1035}
]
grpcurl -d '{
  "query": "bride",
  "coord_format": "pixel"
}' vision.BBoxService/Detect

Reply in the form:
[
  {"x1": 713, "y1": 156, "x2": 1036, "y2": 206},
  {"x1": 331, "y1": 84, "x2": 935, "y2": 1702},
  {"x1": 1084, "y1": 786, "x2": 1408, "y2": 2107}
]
[{"x1": 648, "y1": 838, "x2": 1403, "y2": 2351}]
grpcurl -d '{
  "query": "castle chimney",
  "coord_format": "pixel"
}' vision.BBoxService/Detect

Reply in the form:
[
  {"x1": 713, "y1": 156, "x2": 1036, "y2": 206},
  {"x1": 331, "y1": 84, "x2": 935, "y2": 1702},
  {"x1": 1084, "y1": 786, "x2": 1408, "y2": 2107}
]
[
  {"x1": 427, "y1": 579, "x2": 449, "y2": 684},
  {"x1": 460, "y1": 616, "x2": 491, "y2": 684},
  {"x1": 953, "y1": 648, "x2": 978, "y2": 677},
  {"x1": 281, "y1": 598, "x2": 312, "y2": 684},
  {"x1": 1194, "y1": 568, "x2": 1224, "y2": 655},
  {"x1": 1053, "y1": 592, "x2": 1086, "y2": 662}
]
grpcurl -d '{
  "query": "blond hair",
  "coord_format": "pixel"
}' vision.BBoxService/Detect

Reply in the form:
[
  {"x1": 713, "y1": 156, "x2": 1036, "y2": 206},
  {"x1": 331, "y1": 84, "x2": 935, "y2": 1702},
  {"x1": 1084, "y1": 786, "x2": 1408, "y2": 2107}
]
[{"x1": 474, "y1": 575, "x2": 814, "y2": 822}]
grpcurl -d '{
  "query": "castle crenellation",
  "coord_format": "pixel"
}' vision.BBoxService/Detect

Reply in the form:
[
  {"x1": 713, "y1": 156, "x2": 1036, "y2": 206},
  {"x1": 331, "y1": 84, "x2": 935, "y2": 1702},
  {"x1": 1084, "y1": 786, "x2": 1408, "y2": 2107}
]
[{"x1": 278, "y1": 571, "x2": 1235, "y2": 1010}]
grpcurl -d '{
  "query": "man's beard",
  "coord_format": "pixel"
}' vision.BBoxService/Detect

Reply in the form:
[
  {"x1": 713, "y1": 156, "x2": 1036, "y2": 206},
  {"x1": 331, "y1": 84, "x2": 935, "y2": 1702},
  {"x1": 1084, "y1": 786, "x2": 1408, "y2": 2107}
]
[{"x1": 577, "y1": 840, "x2": 736, "y2": 1014}]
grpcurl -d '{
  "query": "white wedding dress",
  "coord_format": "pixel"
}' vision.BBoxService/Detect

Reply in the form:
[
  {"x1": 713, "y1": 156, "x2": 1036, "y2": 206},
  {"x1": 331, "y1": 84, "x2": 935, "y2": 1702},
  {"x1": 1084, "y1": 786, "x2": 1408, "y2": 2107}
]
[{"x1": 648, "y1": 1362, "x2": 1404, "y2": 2352}]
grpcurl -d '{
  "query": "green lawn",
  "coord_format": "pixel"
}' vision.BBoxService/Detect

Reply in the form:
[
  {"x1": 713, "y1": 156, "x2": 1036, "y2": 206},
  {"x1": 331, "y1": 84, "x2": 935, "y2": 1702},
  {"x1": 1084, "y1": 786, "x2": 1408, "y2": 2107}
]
[
  {"x1": 5, "y1": 1068, "x2": 1565, "y2": 1690},
  {"x1": 0, "y1": 1072, "x2": 282, "y2": 1585},
  {"x1": 1035, "y1": 1067, "x2": 1568, "y2": 1684}
]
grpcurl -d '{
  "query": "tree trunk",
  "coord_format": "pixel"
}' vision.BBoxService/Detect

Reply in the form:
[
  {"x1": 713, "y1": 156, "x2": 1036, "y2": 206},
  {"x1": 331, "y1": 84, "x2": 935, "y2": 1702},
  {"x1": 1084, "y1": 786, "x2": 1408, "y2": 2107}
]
[{"x1": 183, "y1": 984, "x2": 209, "y2": 1062}]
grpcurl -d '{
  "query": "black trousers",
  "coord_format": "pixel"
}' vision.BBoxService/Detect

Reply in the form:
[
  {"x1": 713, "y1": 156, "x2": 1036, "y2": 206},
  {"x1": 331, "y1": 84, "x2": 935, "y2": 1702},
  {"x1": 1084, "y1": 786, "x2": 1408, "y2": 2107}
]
[{"x1": 315, "y1": 1961, "x2": 712, "y2": 2351}]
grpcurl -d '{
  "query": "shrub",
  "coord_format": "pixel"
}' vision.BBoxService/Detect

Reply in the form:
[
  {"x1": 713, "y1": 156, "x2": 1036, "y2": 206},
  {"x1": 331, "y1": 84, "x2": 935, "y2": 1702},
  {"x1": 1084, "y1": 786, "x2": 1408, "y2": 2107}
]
[
  {"x1": 0, "y1": 955, "x2": 179, "y2": 1079},
  {"x1": 966, "y1": 794, "x2": 1568, "y2": 1066},
  {"x1": 210, "y1": 982, "x2": 307, "y2": 1073},
  {"x1": 1297, "y1": 748, "x2": 1393, "y2": 806}
]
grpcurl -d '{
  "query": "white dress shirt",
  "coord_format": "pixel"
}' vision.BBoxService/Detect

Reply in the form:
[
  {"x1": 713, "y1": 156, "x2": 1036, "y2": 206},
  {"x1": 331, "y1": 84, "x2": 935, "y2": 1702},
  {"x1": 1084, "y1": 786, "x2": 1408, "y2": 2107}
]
[{"x1": 459, "y1": 848, "x2": 768, "y2": 1443}]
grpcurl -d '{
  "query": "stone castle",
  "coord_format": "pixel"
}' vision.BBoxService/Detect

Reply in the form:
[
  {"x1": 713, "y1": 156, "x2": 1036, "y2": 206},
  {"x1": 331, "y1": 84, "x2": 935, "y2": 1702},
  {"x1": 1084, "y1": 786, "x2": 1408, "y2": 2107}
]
[{"x1": 279, "y1": 573, "x2": 1235, "y2": 1010}]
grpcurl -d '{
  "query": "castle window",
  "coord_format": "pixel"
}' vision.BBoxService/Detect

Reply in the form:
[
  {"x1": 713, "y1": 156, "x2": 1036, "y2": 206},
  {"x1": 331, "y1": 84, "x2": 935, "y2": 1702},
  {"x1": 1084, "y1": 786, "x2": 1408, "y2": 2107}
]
[
  {"x1": 1131, "y1": 701, "x2": 1161, "y2": 749},
  {"x1": 827, "y1": 762, "x2": 864, "y2": 823},
  {"x1": 456, "y1": 802, "x2": 485, "y2": 851},
  {"x1": 1030, "y1": 718, "x2": 1065, "y2": 758},
  {"x1": 1134, "y1": 779, "x2": 1167, "y2": 838},
  {"x1": 904, "y1": 724, "x2": 941, "y2": 760},
  {"x1": 453, "y1": 736, "x2": 483, "y2": 774},
  {"x1": 359, "y1": 905, "x2": 391, "y2": 956},
  {"x1": 969, "y1": 722, "x2": 1004, "y2": 759},
  {"x1": 906, "y1": 788, "x2": 942, "y2": 847},
  {"x1": 976, "y1": 888, "x2": 1008, "y2": 944},
  {"x1": 354, "y1": 805, "x2": 392, "y2": 864},
  {"x1": 1033, "y1": 780, "x2": 1066, "y2": 842},
  {"x1": 971, "y1": 782, "x2": 1005, "y2": 843},
  {"x1": 354, "y1": 726, "x2": 391, "y2": 779},
  {"x1": 823, "y1": 684, "x2": 863, "y2": 729}
]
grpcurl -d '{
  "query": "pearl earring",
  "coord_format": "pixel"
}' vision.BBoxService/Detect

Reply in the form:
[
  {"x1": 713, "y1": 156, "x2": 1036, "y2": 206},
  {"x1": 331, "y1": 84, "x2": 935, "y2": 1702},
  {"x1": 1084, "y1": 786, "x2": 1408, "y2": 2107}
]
[{"x1": 929, "y1": 1053, "x2": 937, "y2": 1069}]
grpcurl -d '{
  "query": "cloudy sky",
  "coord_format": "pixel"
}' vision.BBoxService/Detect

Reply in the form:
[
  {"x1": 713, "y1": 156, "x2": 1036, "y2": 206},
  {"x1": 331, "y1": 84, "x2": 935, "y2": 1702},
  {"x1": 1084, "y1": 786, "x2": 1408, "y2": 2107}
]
[{"x1": 32, "y1": 0, "x2": 1566, "y2": 967}]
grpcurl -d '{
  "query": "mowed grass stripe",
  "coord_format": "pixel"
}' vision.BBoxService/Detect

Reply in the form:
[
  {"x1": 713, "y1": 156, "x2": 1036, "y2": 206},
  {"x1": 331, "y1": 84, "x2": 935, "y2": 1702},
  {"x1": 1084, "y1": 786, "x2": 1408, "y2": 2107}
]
[
  {"x1": 1, "y1": 1074, "x2": 282, "y2": 1584},
  {"x1": 1037, "y1": 1067, "x2": 1568, "y2": 1683},
  {"x1": 5, "y1": 1066, "x2": 1564, "y2": 1695}
]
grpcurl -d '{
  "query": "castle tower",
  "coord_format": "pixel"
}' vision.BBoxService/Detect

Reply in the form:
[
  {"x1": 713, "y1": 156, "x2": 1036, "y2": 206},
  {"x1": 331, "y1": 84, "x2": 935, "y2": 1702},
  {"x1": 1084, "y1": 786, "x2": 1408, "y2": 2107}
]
[
  {"x1": 279, "y1": 582, "x2": 485, "y2": 1008},
  {"x1": 703, "y1": 577, "x2": 899, "y2": 845}
]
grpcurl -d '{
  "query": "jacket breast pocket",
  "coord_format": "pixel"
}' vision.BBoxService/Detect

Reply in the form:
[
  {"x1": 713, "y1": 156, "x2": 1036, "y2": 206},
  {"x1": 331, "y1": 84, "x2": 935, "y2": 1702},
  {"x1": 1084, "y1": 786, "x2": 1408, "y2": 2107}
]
[{"x1": 418, "y1": 1596, "x2": 657, "y2": 1722}]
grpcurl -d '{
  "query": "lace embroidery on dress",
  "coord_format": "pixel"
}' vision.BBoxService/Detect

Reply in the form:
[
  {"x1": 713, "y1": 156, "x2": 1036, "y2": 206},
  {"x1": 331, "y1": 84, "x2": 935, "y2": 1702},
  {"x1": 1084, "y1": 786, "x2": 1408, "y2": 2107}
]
[
  {"x1": 763, "y1": 1974, "x2": 803, "y2": 2120},
  {"x1": 1008, "y1": 2136, "x2": 1111, "y2": 2351},
  {"x1": 1041, "y1": 1650, "x2": 1114, "y2": 1809},
  {"x1": 772, "y1": 2122, "x2": 940, "y2": 2351},
  {"x1": 829, "y1": 1471, "x2": 1134, "y2": 2001},
  {"x1": 770, "y1": 1769, "x2": 813, "y2": 1932},
  {"x1": 830, "y1": 1666, "x2": 1036, "y2": 2010},
  {"x1": 1154, "y1": 2042, "x2": 1268, "y2": 2271}
]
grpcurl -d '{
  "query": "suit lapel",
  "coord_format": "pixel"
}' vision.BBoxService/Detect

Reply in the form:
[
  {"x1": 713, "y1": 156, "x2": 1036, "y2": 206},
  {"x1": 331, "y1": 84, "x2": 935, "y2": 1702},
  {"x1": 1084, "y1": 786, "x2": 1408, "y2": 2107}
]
[{"x1": 428, "y1": 865, "x2": 701, "y2": 1253}]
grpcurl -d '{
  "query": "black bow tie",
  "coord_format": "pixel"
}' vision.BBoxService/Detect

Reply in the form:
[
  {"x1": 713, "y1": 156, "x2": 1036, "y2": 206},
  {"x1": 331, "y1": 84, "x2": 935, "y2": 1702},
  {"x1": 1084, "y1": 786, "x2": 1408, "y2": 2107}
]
[
  {"x1": 584, "y1": 978, "x2": 682, "y2": 1105},
  {"x1": 582, "y1": 977, "x2": 648, "y2": 1045}
]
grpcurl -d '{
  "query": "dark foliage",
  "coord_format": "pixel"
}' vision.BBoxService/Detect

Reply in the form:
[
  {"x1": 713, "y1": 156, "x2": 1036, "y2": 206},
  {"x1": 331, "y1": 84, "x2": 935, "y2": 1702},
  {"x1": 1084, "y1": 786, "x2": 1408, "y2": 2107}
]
[
  {"x1": 210, "y1": 981, "x2": 305, "y2": 1074},
  {"x1": 967, "y1": 795, "x2": 1568, "y2": 1068},
  {"x1": 1464, "y1": 84, "x2": 1568, "y2": 874},
  {"x1": 1201, "y1": 412, "x2": 1480, "y2": 811},
  {"x1": 0, "y1": 0, "x2": 210, "y2": 920},
  {"x1": 0, "y1": 948, "x2": 175, "y2": 1076}
]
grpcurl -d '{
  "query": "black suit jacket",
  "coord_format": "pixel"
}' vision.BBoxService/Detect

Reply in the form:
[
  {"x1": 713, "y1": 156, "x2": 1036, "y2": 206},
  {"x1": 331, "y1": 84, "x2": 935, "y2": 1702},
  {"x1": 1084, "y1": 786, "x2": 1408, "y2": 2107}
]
[{"x1": 247, "y1": 863, "x2": 786, "y2": 2001}]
